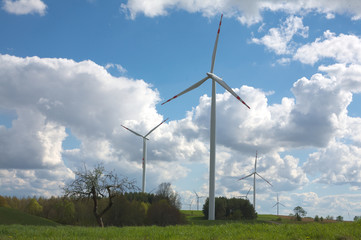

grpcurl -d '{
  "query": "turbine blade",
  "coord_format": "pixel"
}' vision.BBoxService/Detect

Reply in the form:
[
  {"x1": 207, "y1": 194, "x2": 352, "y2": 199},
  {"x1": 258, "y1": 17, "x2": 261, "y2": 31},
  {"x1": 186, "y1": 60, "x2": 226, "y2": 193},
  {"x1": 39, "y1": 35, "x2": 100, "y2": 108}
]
[
  {"x1": 272, "y1": 203, "x2": 278, "y2": 208},
  {"x1": 208, "y1": 73, "x2": 250, "y2": 109},
  {"x1": 255, "y1": 151, "x2": 258, "y2": 172},
  {"x1": 238, "y1": 172, "x2": 254, "y2": 181},
  {"x1": 256, "y1": 172, "x2": 273, "y2": 186},
  {"x1": 144, "y1": 118, "x2": 169, "y2": 137},
  {"x1": 246, "y1": 187, "x2": 251, "y2": 196},
  {"x1": 194, "y1": 190, "x2": 199, "y2": 198},
  {"x1": 210, "y1": 14, "x2": 223, "y2": 73},
  {"x1": 280, "y1": 203, "x2": 286, "y2": 207},
  {"x1": 121, "y1": 125, "x2": 144, "y2": 138},
  {"x1": 161, "y1": 76, "x2": 209, "y2": 105}
]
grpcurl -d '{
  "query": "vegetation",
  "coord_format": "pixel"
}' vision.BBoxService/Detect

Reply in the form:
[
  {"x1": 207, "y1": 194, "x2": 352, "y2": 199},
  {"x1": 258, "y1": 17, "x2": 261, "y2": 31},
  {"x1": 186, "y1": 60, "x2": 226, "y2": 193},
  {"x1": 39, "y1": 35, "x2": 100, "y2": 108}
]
[
  {"x1": 154, "y1": 182, "x2": 181, "y2": 209},
  {"x1": 63, "y1": 163, "x2": 138, "y2": 227},
  {"x1": 0, "y1": 196, "x2": 9, "y2": 207},
  {"x1": 0, "y1": 221, "x2": 360, "y2": 240},
  {"x1": 293, "y1": 206, "x2": 307, "y2": 221},
  {"x1": 1, "y1": 163, "x2": 357, "y2": 239},
  {"x1": 1, "y1": 207, "x2": 360, "y2": 239},
  {"x1": 326, "y1": 215, "x2": 334, "y2": 220},
  {"x1": 0, "y1": 182, "x2": 185, "y2": 227},
  {"x1": 0, "y1": 207, "x2": 58, "y2": 226},
  {"x1": 336, "y1": 215, "x2": 344, "y2": 222},
  {"x1": 202, "y1": 197, "x2": 256, "y2": 220},
  {"x1": 146, "y1": 199, "x2": 186, "y2": 226}
]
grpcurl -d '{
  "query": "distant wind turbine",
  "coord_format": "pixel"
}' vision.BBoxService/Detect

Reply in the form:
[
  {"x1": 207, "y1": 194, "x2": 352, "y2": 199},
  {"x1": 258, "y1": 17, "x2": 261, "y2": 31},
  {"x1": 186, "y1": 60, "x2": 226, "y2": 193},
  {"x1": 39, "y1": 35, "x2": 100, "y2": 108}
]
[
  {"x1": 235, "y1": 187, "x2": 251, "y2": 200},
  {"x1": 162, "y1": 14, "x2": 250, "y2": 220},
  {"x1": 184, "y1": 200, "x2": 194, "y2": 210},
  {"x1": 238, "y1": 151, "x2": 272, "y2": 211},
  {"x1": 194, "y1": 190, "x2": 205, "y2": 211},
  {"x1": 245, "y1": 187, "x2": 252, "y2": 200},
  {"x1": 273, "y1": 193, "x2": 286, "y2": 216},
  {"x1": 121, "y1": 118, "x2": 168, "y2": 193}
]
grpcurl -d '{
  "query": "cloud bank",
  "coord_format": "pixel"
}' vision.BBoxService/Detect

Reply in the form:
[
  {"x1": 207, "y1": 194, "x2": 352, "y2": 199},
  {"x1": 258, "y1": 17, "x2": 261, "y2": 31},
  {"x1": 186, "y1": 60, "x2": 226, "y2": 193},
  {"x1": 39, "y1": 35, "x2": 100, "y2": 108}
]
[{"x1": 121, "y1": 0, "x2": 361, "y2": 25}]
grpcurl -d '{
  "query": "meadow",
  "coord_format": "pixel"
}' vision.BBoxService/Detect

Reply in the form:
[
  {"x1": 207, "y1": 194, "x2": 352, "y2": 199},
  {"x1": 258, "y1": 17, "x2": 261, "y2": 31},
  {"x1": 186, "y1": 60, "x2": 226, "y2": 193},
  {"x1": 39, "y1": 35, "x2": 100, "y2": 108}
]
[
  {"x1": 1, "y1": 221, "x2": 360, "y2": 239},
  {"x1": 1, "y1": 208, "x2": 361, "y2": 239}
]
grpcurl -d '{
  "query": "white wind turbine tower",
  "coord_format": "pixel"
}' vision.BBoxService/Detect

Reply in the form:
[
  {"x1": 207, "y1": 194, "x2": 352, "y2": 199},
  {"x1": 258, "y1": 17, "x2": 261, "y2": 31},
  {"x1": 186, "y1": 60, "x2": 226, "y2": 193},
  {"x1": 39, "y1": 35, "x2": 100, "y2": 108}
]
[
  {"x1": 162, "y1": 15, "x2": 250, "y2": 220},
  {"x1": 194, "y1": 191, "x2": 205, "y2": 211},
  {"x1": 121, "y1": 118, "x2": 168, "y2": 193},
  {"x1": 238, "y1": 151, "x2": 272, "y2": 211},
  {"x1": 273, "y1": 193, "x2": 285, "y2": 216}
]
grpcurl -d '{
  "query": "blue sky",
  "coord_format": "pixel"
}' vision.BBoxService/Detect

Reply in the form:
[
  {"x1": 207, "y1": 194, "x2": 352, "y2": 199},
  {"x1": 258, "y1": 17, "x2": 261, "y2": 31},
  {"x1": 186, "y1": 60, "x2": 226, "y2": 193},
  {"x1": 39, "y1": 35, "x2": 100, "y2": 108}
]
[{"x1": 1, "y1": 0, "x2": 361, "y2": 220}]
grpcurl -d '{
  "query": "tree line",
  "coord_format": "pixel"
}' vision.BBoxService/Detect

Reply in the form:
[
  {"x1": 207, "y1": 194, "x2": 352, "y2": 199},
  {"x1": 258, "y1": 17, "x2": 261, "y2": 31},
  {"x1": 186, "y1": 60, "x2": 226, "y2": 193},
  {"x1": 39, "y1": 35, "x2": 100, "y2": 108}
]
[
  {"x1": 0, "y1": 189, "x2": 185, "y2": 226},
  {"x1": 0, "y1": 164, "x2": 186, "y2": 227},
  {"x1": 0, "y1": 164, "x2": 258, "y2": 226}
]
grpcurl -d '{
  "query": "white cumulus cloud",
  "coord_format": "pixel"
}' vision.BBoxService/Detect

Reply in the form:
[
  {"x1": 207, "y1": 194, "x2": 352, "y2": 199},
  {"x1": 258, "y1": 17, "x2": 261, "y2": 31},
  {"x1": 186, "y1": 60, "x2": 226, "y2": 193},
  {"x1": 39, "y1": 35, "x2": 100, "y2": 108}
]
[
  {"x1": 2, "y1": 0, "x2": 47, "y2": 16},
  {"x1": 294, "y1": 31, "x2": 361, "y2": 65},
  {"x1": 252, "y1": 16, "x2": 309, "y2": 55}
]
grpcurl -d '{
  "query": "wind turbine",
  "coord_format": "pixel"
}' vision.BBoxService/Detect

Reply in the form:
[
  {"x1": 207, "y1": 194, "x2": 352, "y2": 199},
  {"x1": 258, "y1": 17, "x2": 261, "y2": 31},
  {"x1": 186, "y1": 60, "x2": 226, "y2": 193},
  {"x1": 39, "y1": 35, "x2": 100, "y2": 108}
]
[
  {"x1": 273, "y1": 193, "x2": 285, "y2": 216},
  {"x1": 234, "y1": 187, "x2": 251, "y2": 199},
  {"x1": 194, "y1": 190, "x2": 205, "y2": 211},
  {"x1": 238, "y1": 151, "x2": 272, "y2": 211},
  {"x1": 121, "y1": 118, "x2": 168, "y2": 193},
  {"x1": 184, "y1": 200, "x2": 194, "y2": 210},
  {"x1": 245, "y1": 187, "x2": 252, "y2": 200},
  {"x1": 162, "y1": 15, "x2": 250, "y2": 220}
]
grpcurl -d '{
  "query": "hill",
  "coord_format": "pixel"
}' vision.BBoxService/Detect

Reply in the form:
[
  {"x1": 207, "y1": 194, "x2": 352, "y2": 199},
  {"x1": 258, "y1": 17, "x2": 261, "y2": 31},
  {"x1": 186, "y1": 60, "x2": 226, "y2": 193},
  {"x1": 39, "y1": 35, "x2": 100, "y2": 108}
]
[{"x1": 0, "y1": 207, "x2": 59, "y2": 226}]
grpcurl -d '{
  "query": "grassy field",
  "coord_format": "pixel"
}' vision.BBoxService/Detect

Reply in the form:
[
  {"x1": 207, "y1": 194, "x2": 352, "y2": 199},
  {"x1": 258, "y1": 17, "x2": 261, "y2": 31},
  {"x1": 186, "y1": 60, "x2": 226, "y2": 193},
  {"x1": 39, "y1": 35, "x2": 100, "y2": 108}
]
[
  {"x1": 0, "y1": 207, "x2": 58, "y2": 226},
  {"x1": 1, "y1": 221, "x2": 360, "y2": 239},
  {"x1": 1, "y1": 209, "x2": 360, "y2": 239}
]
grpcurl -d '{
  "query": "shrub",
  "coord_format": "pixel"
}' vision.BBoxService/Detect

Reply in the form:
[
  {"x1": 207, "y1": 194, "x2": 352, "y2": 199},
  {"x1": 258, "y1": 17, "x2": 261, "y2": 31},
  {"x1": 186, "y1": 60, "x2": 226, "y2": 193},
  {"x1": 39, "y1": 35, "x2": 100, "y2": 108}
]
[
  {"x1": 146, "y1": 199, "x2": 186, "y2": 226},
  {"x1": 104, "y1": 195, "x2": 146, "y2": 226},
  {"x1": 203, "y1": 197, "x2": 256, "y2": 220}
]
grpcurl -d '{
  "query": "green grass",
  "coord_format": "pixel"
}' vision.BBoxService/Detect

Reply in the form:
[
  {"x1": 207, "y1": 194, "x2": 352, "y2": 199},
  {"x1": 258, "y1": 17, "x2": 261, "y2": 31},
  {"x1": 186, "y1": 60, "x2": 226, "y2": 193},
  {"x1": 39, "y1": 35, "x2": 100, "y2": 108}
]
[
  {"x1": 0, "y1": 222, "x2": 360, "y2": 239},
  {"x1": 182, "y1": 210, "x2": 280, "y2": 225},
  {"x1": 0, "y1": 207, "x2": 59, "y2": 226},
  {"x1": 1, "y1": 209, "x2": 360, "y2": 239}
]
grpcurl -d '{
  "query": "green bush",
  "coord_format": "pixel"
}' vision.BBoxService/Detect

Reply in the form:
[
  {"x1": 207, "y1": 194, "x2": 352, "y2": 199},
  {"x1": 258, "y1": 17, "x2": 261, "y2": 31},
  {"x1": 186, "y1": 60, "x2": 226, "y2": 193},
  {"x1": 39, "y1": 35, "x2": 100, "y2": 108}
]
[
  {"x1": 146, "y1": 199, "x2": 186, "y2": 226},
  {"x1": 203, "y1": 197, "x2": 256, "y2": 220},
  {"x1": 104, "y1": 195, "x2": 147, "y2": 226}
]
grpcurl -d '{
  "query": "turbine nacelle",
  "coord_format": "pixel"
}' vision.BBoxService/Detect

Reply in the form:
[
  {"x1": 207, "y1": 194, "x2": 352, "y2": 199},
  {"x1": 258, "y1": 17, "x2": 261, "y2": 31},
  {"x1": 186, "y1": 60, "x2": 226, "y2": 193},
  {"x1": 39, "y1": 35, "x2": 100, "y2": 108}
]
[
  {"x1": 207, "y1": 72, "x2": 251, "y2": 109},
  {"x1": 206, "y1": 72, "x2": 222, "y2": 81}
]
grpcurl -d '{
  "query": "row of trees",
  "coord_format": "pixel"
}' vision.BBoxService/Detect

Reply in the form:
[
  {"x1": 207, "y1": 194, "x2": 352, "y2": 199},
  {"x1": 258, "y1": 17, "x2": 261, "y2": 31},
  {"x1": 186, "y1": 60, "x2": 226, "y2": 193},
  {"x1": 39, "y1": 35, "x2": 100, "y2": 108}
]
[
  {"x1": 292, "y1": 206, "x2": 357, "y2": 222},
  {"x1": 1, "y1": 164, "x2": 186, "y2": 227},
  {"x1": 1, "y1": 193, "x2": 185, "y2": 226},
  {"x1": 202, "y1": 197, "x2": 257, "y2": 220}
]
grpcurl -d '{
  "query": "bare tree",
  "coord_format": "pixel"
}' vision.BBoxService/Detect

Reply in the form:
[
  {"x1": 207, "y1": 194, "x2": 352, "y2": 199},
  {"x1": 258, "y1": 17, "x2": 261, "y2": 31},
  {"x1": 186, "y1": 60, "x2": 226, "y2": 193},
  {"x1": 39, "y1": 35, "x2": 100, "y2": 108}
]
[
  {"x1": 156, "y1": 182, "x2": 181, "y2": 209},
  {"x1": 63, "y1": 163, "x2": 138, "y2": 227}
]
